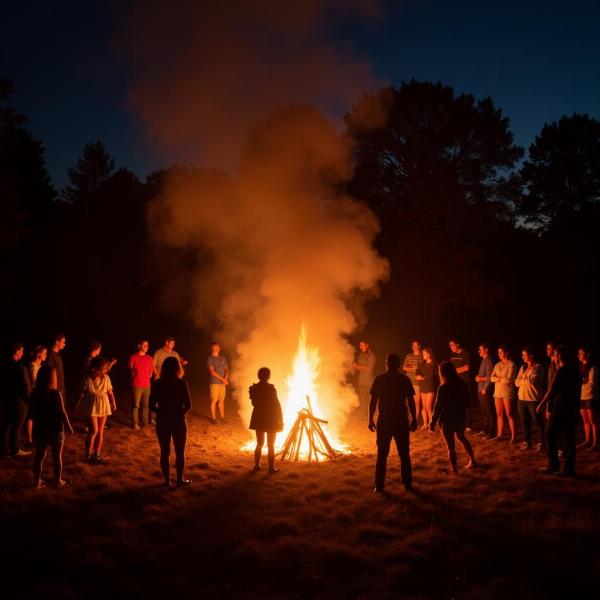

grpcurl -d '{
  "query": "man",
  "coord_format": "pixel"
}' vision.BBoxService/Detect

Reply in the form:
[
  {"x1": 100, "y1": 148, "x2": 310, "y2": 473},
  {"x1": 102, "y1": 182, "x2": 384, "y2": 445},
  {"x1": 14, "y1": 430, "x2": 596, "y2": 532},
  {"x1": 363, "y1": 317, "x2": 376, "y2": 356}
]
[
  {"x1": 207, "y1": 342, "x2": 228, "y2": 425},
  {"x1": 82, "y1": 340, "x2": 116, "y2": 383},
  {"x1": 369, "y1": 353, "x2": 417, "y2": 492},
  {"x1": 46, "y1": 334, "x2": 67, "y2": 408},
  {"x1": 538, "y1": 346, "x2": 580, "y2": 477},
  {"x1": 153, "y1": 336, "x2": 187, "y2": 379},
  {"x1": 474, "y1": 342, "x2": 495, "y2": 438},
  {"x1": 545, "y1": 341, "x2": 558, "y2": 393},
  {"x1": 128, "y1": 340, "x2": 154, "y2": 429},
  {"x1": 352, "y1": 341, "x2": 376, "y2": 412},
  {"x1": 2, "y1": 343, "x2": 32, "y2": 457},
  {"x1": 449, "y1": 339, "x2": 472, "y2": 430},
  {"x1": 402, "y1": 340, "x2": 424, "y2": 424}
]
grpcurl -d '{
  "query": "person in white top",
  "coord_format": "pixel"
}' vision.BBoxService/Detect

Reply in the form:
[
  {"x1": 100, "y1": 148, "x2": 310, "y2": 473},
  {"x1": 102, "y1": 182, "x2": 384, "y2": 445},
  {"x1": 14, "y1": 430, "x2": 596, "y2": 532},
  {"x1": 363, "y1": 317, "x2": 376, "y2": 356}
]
[
  {"x1": 490, "y1": 345, "x2": 517, "y2": 443},
  {"x1": 577, "y1": 347, "x2": 598, "y2": 451},
  {"x1": 515, "y1": 346, "x2": 546, "y2": 450}
]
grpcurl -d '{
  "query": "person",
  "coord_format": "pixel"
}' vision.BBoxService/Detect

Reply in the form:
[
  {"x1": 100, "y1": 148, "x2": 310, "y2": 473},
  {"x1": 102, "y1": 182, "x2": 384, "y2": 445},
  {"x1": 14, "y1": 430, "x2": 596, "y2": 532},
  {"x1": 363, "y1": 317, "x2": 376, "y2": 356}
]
[
  {"x1": 545, "y1": 341, "x2": 559, "y2": 393},
  {"x1": 77, "y1": 356, "x2": 116, "y2": 464},
  {"x1": 537, "y1": 346, "x2": 581, "y2": 476},
  {"x1": 577, "y1": 347, "x2": 598, "y2": 450},
  {"x1": 430, "y1": 361, "x2": 477, "y2": 474},
  {"x1": 207, "y1": 342, "x2": 229, "y2": 425},
  {"x1": 249, "y1": 367, "x2": 283, "y2": 473},
  {"x1": 153, "y1": 336, "x2": 187, "y2": 379},
  {"x1": 415, "y1": 347, "x2": 437, "y2": 429},
  {"x1": 81, "y1": 341, "x2": 117, "y2": 385},
  {"x1": 368, "y1": 353, "x2": 417, "y2": 492},
  {"x1": 149, "y1": 356, "x2": 192, "y2": 487},
  {"x1": 403, "y1": 340, "x2": 424, "y2": 425},
  {"x1": 128, "y1": 339, "x2": 154, "y2": 429},
  {"x1": 2, "y1": 343, "x2": 32, "y2": 457},
  {"x1": 474, "y1": 343, "x2": 495, "y2": 438},
  {"x1": 46, "y1": 334, "x2": 67, "y2": 409},
  {"x1": 515, "y1": 346, "x2": 546, "y2": 450},
  {"x1": 352, "y1": 341, "x2": 376, "y2": 412},
  {"x1": 25, "y1": 345, "x2": 48, "y2": 447},
  {"x1": 29, "y1": 366, "x2": 73, "y2": 487},
  {"x1": 490, "y1": 345, "x2": 517, "y2": 443},
  {"x1": 448, "y1": 339, "x2": 473, "y2": 430}
]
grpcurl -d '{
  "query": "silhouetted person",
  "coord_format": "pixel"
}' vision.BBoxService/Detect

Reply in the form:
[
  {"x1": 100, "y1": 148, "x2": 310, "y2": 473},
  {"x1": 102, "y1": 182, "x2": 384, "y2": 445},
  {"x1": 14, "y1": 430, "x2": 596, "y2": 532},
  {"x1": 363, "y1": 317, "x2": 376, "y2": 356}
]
[
  {"x1": 149, "y1": 356, "x2": 192, "y2": 487},
  {"x1": 515, "y1": 346, "x2": 545, "y2": 450},
  {"x1": 448, "y1": 339, "x2": 472, "y2": 430},
  {"x1": 430, "y1": 361, "x2": 477, "y2": 474},
  {"x1": 46, "y1": 334, "x2": 67, "y2": 408},
  {"x1": 369, "y1": 353, "x2": 417, "y2": 492},
  {"x1": 249, "y1": 367, "x2": 283, "y2": 473},
  {"x1": 2, "y1": 343, "x2": 32, "y2": 457},
  {"x1": 25, "y1": 344, "x2": 48, "y2": 447},
  {"x1": 29, "y1": 366, "x2": 73, "y2": 487},
  {"x1": 352, "y1": 340, "x2": 376, "y2": 412},
  {"x1": 474, "y1": 342, "x2": 495, "y2": 438},
  {"x1": 538, "y1": 346, "x2": 581, "y2": 476}
]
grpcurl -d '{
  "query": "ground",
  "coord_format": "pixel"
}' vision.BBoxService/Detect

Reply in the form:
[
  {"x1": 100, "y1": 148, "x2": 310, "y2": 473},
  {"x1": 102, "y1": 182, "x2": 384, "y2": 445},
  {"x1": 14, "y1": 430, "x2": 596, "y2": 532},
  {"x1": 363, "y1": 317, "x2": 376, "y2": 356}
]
[{"x1": 1, "y1": 398, "x2": 599, "y2": 599}]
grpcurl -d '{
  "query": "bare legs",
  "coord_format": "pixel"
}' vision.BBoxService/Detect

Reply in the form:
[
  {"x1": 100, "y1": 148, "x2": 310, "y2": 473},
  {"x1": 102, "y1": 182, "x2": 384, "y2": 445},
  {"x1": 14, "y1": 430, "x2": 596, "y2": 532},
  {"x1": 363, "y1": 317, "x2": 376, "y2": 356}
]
[
  {"x1": 580, "y1": 409, "x2": 599, "y2": 449},
  {"x1": 254, "y1": 431, "x2": 277, "y2": 471},
  {"x1": 85, "y1": 416, "x2": 107, "y2": 460},
  {"x1": 441, "y1": 426, "x2": 477, "y2": 474},
  {"x1": 495, "y1": 397, "x2": 516, "y2": 442},
  {"x1": 33, "y1": 441, "x2": 65, "y2": 487},
  {"x1": 421, "y1": 392, "x2": 435, "y2": 428}
]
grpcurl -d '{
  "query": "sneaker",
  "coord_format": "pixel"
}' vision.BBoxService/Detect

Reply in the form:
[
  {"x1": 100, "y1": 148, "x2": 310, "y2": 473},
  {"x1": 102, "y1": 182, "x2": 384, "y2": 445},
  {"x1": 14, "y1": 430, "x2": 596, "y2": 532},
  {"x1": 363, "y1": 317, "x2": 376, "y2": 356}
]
[
  {"x1": 521, "y1": 442, "x2": 531, "y2": 450},
  {"x1": 176, "y1": 479, "x2": 192, "y2": 487},
  {"x1": 268, "y1": 467, "x2": 279, "y2": 474},
  {"x1": 13, "y1": 449, "x2": 32, "y2": 457},
  {"x1": 89, "y1": 455, "x2": 107, "y2": 465}
]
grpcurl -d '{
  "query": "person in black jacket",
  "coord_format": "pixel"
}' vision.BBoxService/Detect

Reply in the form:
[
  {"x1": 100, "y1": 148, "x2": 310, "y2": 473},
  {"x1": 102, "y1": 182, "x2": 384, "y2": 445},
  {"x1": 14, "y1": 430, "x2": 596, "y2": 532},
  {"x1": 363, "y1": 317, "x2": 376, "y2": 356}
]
[
  {"x1": 249, "y1": 367, "x2": 283, "y2": 473},
  {"x1": 430, "y1": 361, "x2": 477, "y2": 474},
  {"x1": 537, "y1": 346, "x2": 581, "y2": 476},
  {"x1": 149, "y1": 357, "x2": 192, "y2": 487}
]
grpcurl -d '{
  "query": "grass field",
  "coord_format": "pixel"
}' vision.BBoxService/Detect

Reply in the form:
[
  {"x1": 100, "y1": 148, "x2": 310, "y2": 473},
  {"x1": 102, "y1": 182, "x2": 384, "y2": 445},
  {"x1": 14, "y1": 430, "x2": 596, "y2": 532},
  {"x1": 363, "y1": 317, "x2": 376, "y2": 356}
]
[{"x1": 1, "y1": 396, "x2": 599, "y2": 599}]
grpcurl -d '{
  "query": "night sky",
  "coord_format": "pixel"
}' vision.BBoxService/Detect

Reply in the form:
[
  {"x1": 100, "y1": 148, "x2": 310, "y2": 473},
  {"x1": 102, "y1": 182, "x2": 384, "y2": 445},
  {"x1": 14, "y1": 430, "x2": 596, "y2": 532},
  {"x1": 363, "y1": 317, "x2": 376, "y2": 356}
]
[{"x1": 2, "y1": 0, "x2": 599, "y2": 189}]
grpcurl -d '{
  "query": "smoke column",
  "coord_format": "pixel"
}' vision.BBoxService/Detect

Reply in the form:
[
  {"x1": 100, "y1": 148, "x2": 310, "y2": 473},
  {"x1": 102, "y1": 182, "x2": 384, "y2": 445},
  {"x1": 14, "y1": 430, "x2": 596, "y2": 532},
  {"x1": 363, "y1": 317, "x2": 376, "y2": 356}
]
[{"x1": 121, "y1": 1, "x2": 389, "y2": 431}]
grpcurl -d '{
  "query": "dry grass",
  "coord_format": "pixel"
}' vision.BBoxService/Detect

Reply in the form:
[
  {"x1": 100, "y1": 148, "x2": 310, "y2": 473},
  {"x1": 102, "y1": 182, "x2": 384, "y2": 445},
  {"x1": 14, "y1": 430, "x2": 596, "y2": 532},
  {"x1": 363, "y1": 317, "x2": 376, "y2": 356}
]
[{"x1": 1, "y1": 398, "x2": 599, "y2": 599}]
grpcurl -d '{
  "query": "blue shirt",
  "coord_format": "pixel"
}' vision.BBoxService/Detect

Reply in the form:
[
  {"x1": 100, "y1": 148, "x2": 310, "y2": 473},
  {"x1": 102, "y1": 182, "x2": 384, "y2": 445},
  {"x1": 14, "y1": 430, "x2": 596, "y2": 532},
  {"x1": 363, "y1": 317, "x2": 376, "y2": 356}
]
[
  {"x1": 207, "y1": 355, "x2": 228, "y2": 384},
  {"x1": 477, "y1": 356, "x2": 493, "y2": 393}
]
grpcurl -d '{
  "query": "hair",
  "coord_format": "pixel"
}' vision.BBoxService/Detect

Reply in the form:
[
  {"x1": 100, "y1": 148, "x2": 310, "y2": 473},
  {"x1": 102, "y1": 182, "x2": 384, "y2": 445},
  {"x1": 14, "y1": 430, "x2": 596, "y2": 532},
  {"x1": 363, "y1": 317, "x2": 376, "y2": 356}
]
[
  {"x1": 578, "y1": 346, "x2": 592, "y2": 378},
  {"x1": 449, "y1": 338, "x2": 460, "y2": 347},
  {"x1": 498, "y1": 345, "x2": 510, "y2": 359},
  {"x1": 11, "y1": 342, "x2": 24, "y2": 355},
  {"x1": 89, "y1": 356, "x2": 108, "y2": 375},
  {"x1": 556, "y1": 345, "x2": 572, "y2": 364},
  {"x1": 210, "y1": 341, "x2": 219, "y2": 348},
  {"x1": 137, "y1": 338, "x2": 148, "y2": 347},
  {"x1": 386, "y1": 353, "x2": 401, "y2": 371},
  {"x1": 161, "y1": 356, "x2": 182, "y2": 380},
  {"x1": 439, "y1": 360, "x2": 459, "y2": 382},
  {"x1": 411, "y1": 339, "x2": 421, "y2": 346},
  {"x1": 257, "y1": 367, "x2": 271, "y2": 381},
  {"x1": 422, "y1": 346, "x2": 435, "y2": 361},
  {"x1": 522, "y1": 345, "x2": 536, "y2": 362},
  {"x1": 52, "y1": 333, "x2": 66, "y2": 344},
  {"x1": 546, "y1": 340, "x2": 557, "y2": 349},
  {"x1": 478, "y1": 342, "x2": 489, "y2": 351},
  {"x1": 89, "y1": 340, "x2": 102, "y2": 353},
  {"x1": 32, "y1": 344, "x2": 47, "y2": 359},
  {"x1": 165, "y1": 336, "x2": 176, "y2": 343},
  {"x1": 35, "y1": 365, "x2": 55, "y2": 391}
]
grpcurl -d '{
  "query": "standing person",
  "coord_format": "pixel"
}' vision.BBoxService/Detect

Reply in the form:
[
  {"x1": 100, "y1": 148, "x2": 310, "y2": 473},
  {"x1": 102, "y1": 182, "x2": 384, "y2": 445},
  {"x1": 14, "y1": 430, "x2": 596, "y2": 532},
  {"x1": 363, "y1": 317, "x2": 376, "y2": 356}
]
[
  {"x1": 249, "y1": 367, "x2": 283, "y2": 472},
  {"x1": 515, "y1": 347, "x2": 546, "y2": 450},
  {"x1": 81, "y1": 341, "x2": 117, "y2": 383},
  {"x1": 77, "y1": 356, "x2": 116, "y2": 464},
  {"x1": 415, "y1": 347, "x2": 437, "y2": 429},
  {"x1": 474, "y1": 343, "x2": 495, "y2": 438},
  {"x1": 128, "y1": 339, "x2": 154, "y2": 430},
  {"x1": 546, "y1": 341, "x2": 559, "y2": 393},
  {"x1": 352, "y1": 341, "x2": 376, "y2": 413},
  {"x1": 448, "y1": 339, "x2": 473, "y2": 431},
  {"x1": 2, "y1": 343, "x2": 32, "y2": 457},
  {"x1": 153, "y1": 336, "x2": 188, "y2": 379},
  {"x1": 29, "y1": 366, "x2": 73, "y2": 487},
  {"x1": 207, "y1": 342, "x2": 229, "y2": 425},
  {"x1": 538, "y1": 346, "x2": 581, "y2": 476},
  {"x1": 149, "y1": 356, "x2": 192, "y2": 487},
  {"x1": 46, "y1": 334, "x2": 67, "y2": 409},
  {"x1": 368, "y1": 353, "x2": 417, "y2": 492},
  {"x1": 578, "y1": 347, "x2": 598, "y2": 450},
  {"x1": 430, "y1": 361, "x2": 477, "y2": 474},
  {"x1": 490, "y1": 346, "x2": 517, "y2": 443},
  {"x1": 403, "y1": 340, "x2": 424, "y2": 426},
  {"x1": 25, "y1": 345, "x2": 48, "y2": 447}
]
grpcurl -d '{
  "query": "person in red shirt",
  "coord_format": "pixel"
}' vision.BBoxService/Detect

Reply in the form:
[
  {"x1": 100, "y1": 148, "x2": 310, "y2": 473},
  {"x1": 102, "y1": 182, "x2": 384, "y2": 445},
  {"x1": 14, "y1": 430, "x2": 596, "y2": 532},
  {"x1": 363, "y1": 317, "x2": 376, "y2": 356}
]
[{"x1": 128, "y1": 339, "x2": 154, "y2": 429}]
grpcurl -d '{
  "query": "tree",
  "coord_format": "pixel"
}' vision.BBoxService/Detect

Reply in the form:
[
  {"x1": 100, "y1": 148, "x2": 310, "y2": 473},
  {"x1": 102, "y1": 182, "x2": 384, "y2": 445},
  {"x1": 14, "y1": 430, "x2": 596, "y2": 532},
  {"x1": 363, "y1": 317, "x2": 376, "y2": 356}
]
[{"x1": 519, "y1": 113, "x2": 600, "y2": 231}]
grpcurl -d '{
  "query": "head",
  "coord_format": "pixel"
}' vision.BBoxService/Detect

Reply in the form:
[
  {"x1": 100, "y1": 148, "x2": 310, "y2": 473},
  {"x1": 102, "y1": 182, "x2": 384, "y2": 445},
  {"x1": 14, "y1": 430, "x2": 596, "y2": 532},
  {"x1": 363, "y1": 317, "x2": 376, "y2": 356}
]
[
  {"x1": 438, "y1": 361, "x2": 458, "y2": 384},
  {"x1": 385, "y1": 353, "x2": 401, "y2": 372},
  {"x1": 358, "y1": 341, "x2": 369, "y2": 353},
  {"x1": 35, "y1": 366, "x2": 57, "y2": 391},
  {"x1": 521, "y1": 346, "x2": 535, "y2": 366},
  {"x1": 578, "y1": 347, "x2": 590, "y2": 364},
  {"x1": 52, "y1": 334, "x2": 66, "y2": 351},
  {"x1": 546, "y1": 341, "x2": 556, "y2": 359},
  {"x1": 257, "y1": 367, "x2": 271, "y2": 382},
  {"x1": 449, "y1": 339, "x2": 461, "y2": 354},
  {"x1": 11, "y1": 342, "x2": 24, "y2": 361},
  {"x1": 478, "y1": 343, "x2": 489, "y2": 358},
  {"x1": 161, "y1": 356, "x2": 182, "y2": 380},
  {"x1": 89, "y1": 340, "x2": 102, "y2": 357},
  {"x1": 498, "y1": 345, "x2": 509, "y2": 361},
  {"x1": 137, "y1": 339, "x2": 149, "y2": 354},
  {"x1": 556, "y1": 345, "x2": 571, "y2": 366},
  {"x1": 422, "y1": 347, "x2": 434, "y2": 362},
  {"x1": 89, "y1": 356, "x2": 108, "y2": 377},
  {"x1": 33, "y1": 345, "x2": 47, "y2": 362},
  {"x1": 411, "y1": 340, "x2": 421, "y2": 354},
  {"x1": 164, "y1": 336, "x2": 176, "y2": 351},
  {"x1": 210, "y1": 341, "x2": 220, "y2": 355}
]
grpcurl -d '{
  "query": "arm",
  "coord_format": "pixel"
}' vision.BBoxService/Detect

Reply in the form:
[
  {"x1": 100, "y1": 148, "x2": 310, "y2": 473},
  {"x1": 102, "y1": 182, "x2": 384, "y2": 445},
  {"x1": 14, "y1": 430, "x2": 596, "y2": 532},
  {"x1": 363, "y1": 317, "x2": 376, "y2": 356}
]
[
  {"x1": 430, "y1": 391, "x2": 442, "y2": 430},
  {"x1": 152, "y1": 354, "x2": 161, "y2": 378},
  {"x1": 490, "y1": 364, "x2": 500, "y2": 382},
  {"x1": 207, "y1": 363, "x2": 228, "y2": 384},
  {"x1": 402, "y1": 355, "x2": 414, "y2": 374},
  {"x1": 58, "y1": 392, "x2": 73, "y2": 434},
  {"x1": 515, "y1": 366, "x2": 526, "y2": 387},
  {"x1": 368, "y1": 393, "x2": 378, "y2": 430},
  {"x1": 182, "y1": 382, "x2": 192, "y2": 415}
]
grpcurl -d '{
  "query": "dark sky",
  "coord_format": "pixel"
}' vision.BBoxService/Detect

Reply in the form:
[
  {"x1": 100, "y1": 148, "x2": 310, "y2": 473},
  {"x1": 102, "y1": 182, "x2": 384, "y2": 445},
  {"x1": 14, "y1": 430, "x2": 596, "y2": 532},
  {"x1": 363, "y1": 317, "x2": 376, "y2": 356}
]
[{"x1": 2, "y1": 0, "x2": 599, "y2": 189}]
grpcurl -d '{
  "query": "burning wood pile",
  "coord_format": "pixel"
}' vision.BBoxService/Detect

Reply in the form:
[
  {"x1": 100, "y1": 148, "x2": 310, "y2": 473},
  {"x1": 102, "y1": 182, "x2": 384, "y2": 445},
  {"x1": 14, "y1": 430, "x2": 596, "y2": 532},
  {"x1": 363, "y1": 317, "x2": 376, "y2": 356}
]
[{"x1": 278, "y1": 395, "x2": 339, "y2": 462}]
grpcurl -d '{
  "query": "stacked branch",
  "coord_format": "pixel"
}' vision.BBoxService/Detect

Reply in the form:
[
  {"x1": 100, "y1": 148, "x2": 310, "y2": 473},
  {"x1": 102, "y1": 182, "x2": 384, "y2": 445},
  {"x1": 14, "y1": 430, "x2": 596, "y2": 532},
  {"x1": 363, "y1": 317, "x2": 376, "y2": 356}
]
[{"x1": 278, "y1": 395, "x2": 338, "y2": 462}]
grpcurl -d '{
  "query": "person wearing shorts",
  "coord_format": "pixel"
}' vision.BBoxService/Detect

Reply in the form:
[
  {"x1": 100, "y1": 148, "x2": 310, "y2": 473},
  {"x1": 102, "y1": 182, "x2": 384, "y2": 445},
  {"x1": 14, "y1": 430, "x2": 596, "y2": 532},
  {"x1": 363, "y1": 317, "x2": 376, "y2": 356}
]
[{"x1": 207, "y1": 342, "x2": 229, "y2": 424}]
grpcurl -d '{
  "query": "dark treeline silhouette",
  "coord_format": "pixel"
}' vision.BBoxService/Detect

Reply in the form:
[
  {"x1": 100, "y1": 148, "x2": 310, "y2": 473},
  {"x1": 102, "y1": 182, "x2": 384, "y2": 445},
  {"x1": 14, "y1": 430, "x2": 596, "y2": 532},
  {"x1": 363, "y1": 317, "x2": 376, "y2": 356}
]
[{"x1": 1, "y1": 77, "x2": 599, "y2": 381}]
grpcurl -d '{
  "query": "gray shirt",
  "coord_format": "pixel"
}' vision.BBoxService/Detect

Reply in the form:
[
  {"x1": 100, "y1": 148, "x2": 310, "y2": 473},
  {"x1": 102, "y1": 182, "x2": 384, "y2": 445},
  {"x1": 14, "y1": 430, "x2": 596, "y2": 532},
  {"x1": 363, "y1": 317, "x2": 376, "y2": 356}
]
[
  {"x1": 153, "y1": 348, "x2": 181, "y2": 378},
  {"x1": 207, "y1": 355, "x2": 228, "y2": 384},
  {"x1": 357, "y1": 351, "x2": 376, "y2": 386}
]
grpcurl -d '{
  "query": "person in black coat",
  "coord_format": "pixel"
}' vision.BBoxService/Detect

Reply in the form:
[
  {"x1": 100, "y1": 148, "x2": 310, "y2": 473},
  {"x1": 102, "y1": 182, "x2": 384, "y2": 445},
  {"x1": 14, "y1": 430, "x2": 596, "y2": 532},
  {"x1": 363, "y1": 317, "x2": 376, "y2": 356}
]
[
  {"x1": 149, "y1": 357, "x2": 192, "y2": 487},
  {"x1": 249, "y1": 367, "x2": 283, "y2": 473},
  {"x1": 430, "y1": 361, "x2": 477, "y2": 474}
]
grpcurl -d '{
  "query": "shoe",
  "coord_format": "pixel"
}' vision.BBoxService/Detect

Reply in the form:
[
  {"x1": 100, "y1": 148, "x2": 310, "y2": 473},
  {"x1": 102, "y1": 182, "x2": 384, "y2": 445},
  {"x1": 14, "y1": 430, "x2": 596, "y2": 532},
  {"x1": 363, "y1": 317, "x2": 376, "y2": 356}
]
[
  {"x1": 373, "y1": 486, "x2": 384, "y2": 493},
  {"x1": 253, "y1": 464, "x2": 262, "y2": 472},
  {"x1": 176, "y1": 479, "x2": 192, "y2": 487},
  {"x1": 268, "y1": 467, "x2": 279, "y2": 473},
  {"x1": 539, "y1": 467, "x2": 560, "y2": 475},
  {"x1": 13, "y1": 449, "x2": 32, "y2": 456},
  {"x1": 89, "y1": 455, "x2": 106, "y2": 465},
  {"x1": 521, "y1": 442, "x2": 531, "y2": 450},
  {"x1": 55, "y1": 479, "x2": 69, "y2": 488}
]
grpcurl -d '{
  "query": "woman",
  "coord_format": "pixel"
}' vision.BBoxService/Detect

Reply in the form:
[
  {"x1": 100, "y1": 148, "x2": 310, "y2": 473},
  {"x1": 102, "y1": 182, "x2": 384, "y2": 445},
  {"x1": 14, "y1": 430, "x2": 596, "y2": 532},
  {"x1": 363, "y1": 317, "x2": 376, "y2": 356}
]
[
  {"x1": 25, "y1": 345, "x2": 47, "y2": 447},
  {"x1": 578, "y1": 347, "x2": 599, "y2": 450},
  {"x1": 515, "y1": 346, "x2": 546, "y2": 450},
  {"x1": 430, "y1": 361, "x2": 477, "y2": 474},
  {"x1": 149, "y1": 356, "x2": 192, "y2": 486},
  {"x1": 77, "y1": 356, "x2": 116, "y2": 464},
  {"x1": 249, "y1": 367, "x2": 283, "y2": 472},
  {"x1": 490, "y1": 346, "x2": 517, "y2": 443},
  {"x1": 29, "y1": 366, "x2": 73, "y2": 487},
  {"x1": 416, "y1": 347, "x2": 438, "y2": 430}
]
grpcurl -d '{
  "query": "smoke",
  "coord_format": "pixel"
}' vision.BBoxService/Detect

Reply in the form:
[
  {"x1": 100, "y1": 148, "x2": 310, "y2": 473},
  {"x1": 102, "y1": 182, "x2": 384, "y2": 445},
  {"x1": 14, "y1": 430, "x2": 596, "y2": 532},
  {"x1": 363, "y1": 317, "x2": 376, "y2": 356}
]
[{"x1": 122, "y1": 1, "x2": 389, "y2": 430}]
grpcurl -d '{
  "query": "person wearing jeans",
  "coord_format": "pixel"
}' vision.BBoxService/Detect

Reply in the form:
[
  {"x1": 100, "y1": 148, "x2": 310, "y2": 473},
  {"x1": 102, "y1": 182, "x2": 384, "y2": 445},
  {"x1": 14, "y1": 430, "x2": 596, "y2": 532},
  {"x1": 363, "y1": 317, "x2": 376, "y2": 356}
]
[
  {"x1": 474, "y1": 343, "x2": 495, "y2": 438},
  {"x1": 515, "y1": 346, "x2": 546, "y2": 450},
  {"x1": 128, "y1": 340, "x2": 153, "y2": 429}
]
